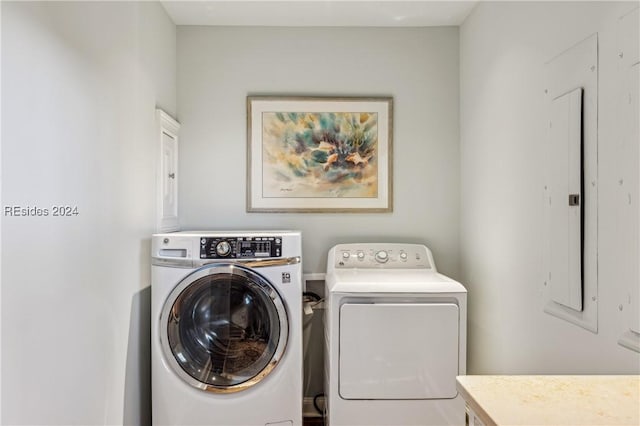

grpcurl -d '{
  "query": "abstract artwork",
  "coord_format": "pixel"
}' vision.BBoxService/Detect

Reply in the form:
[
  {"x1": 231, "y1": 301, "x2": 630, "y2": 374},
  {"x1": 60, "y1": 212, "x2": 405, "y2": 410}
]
[{"x1": 247, "y1": 97, "x2": 392, "y2": 212}]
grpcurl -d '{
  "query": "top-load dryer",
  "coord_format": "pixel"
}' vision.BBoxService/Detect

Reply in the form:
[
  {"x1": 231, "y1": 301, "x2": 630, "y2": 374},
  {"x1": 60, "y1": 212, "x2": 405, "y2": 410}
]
[{"x1": 324, "y1": 243, "x2": 467, "y2": 426}]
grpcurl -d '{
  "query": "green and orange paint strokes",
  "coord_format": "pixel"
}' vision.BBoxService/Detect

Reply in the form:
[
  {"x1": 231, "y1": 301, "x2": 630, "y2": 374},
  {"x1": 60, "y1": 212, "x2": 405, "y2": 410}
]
[{"x1": 261, "y1": 111, "x2": 378, "y2": 199}]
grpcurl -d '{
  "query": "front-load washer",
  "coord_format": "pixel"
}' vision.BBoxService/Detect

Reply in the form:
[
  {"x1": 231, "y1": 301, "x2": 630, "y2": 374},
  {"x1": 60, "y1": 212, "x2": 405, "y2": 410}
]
[
  {"x1": 151, "y1": 231, "x2": 302, "y2": 426},
  {"x1": 324, "y1": 243, "x2": 467, "y2": 426}
]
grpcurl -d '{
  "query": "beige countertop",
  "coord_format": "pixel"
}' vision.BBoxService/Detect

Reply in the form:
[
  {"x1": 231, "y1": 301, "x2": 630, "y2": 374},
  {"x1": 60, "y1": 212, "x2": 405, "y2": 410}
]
[{"x1": 456, "y1": 375, "x2": 640, "y2": 426}]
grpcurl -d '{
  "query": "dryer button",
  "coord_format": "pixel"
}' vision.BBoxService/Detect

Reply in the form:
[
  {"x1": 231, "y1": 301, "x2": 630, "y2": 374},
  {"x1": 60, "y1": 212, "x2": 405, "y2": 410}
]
[{"x1": 375, "y1": 250, "x2": 389, "y2": 263}]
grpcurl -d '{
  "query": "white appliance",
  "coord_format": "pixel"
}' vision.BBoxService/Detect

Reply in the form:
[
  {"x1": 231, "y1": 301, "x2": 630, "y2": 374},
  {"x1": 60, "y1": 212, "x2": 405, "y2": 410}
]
[
  {"x1": 324, "y1": 243, "x2": 467, "y2": 426},
  {"x1": 151, "y1": 231, "x2": 303, "y2": 426}
]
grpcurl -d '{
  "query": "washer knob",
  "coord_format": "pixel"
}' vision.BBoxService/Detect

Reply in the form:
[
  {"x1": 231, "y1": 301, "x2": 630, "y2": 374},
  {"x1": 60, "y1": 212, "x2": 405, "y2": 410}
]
[
  {"x1": 216, "y1": 241, "x2": 232, "y2": 256},
  {"x1": 342, "y1": 251, "x2": 350, "y2": 259},
  {"x1": 357, "y1": 251, "x2": 365, "y2": 260},
  {"x1": 400, "y1": 252, "x2": 408, "y2": 260},
  {"x1": 375, "y1": 250, "x2": 389, "y2": 263}
]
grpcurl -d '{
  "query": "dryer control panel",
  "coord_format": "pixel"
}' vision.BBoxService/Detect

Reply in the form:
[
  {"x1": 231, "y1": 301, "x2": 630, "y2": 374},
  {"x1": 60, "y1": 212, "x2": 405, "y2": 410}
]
[
  {"x1": 332, "y1": 243, "x2": 434, "y2": 270},
  {"x1": 200, "y1": 236, "x2": 282, "y2": 259}
]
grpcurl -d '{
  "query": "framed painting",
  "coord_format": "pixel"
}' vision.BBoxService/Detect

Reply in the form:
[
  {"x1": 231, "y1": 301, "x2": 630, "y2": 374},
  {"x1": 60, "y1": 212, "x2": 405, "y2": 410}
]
[{"x1": 247, "y1": 96, "x2": 393, "y2": 212}]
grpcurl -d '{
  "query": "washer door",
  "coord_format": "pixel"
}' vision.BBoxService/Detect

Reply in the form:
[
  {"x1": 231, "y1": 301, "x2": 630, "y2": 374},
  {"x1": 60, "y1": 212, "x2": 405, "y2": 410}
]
[{"x1": 160, "y1": 263, "x2": 288, "y2": 393}]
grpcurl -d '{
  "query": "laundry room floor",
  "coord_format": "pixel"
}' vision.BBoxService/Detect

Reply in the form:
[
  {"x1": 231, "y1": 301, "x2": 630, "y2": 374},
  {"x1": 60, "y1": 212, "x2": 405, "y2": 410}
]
[{"x1": 303, "y1": 417, "x2": 324, "y2": 426}]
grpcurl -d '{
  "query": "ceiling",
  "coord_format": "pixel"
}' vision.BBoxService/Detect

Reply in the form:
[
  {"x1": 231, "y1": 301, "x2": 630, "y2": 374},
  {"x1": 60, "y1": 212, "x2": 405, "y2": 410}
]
[{"x1": 161, "y1": 1, "x2": 478, "y2": 27}]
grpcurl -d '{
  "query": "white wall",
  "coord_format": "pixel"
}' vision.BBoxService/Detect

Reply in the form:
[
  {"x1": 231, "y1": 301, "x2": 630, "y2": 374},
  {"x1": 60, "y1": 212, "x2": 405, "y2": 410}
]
[
  {"x1": 177, "y1": 26, "x2": 461, "y2": 277},
  {"x1": 1, "y1": 2, "x2": 176, "y2": 424},
  {"x1": 460, "y1": 1, "x2": 640, "y2": 374}
]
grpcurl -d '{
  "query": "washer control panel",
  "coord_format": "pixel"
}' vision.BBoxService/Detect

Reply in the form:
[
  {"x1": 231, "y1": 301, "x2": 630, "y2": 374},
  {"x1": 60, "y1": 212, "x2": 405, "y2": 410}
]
[
  {"x1": 333, "y1": 243, "x2": 434, "y2": 269},
  {"x1": 200, "y1": 236, "x2": 282, "y2": 259}
]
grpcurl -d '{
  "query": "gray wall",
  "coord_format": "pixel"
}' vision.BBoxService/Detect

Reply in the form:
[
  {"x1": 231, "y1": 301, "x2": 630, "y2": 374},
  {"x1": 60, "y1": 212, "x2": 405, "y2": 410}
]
[
  {"x1": 460, "y1": 1, "x2": 640, "y2": 374},
  {"x1": 1, "y1": 2, "x2": 176, "y2": 424},
  {"x1": 177, "y1": 26, "x2": 461, "y2": 277}
]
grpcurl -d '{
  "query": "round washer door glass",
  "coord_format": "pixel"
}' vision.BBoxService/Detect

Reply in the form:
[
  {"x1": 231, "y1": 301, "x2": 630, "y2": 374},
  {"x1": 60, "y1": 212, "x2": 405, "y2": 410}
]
[{"x1": 161, "y1": 263, "x2": 288, "y2": 393}]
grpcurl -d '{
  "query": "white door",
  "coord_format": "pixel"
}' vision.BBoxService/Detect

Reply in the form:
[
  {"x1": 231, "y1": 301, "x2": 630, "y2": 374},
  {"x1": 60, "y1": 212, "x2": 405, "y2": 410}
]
[
  {"x1": 156, "y1": 109, "x2": 180, "y2": 232},
  {"x1": 339, "y1": 303, "x2": 459, "y2": 400},
  {"x1": 160, "y1": 131, "x2": 178, "y2": 227},
  {"x1": 548, "y1": 88, "x2": 584, "y2": 312},
  {"x1": 630, "y1": 63, "x2": 640, "y2": 335}
]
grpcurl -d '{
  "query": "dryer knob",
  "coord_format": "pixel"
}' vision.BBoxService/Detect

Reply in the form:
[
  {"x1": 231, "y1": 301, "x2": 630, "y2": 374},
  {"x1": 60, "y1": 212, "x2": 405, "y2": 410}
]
[
  {"x1": 216, "y1": 241, "x2": 232, "y2": 257},
  {"x1": 375, "y1": 250, "x2": 389, "y2": 263}
]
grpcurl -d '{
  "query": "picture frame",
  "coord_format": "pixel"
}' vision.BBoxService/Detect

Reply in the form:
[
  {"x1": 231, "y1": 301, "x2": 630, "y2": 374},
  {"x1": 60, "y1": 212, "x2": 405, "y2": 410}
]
[{"x1": 247, "y1": 96, "x2": 393, "y2": 213}]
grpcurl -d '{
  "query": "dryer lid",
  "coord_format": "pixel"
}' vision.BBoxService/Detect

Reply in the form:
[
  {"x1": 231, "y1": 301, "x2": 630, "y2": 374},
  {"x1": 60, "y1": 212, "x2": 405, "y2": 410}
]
[{"x1": 326, "y1": 269, "x2": 467, "y2": 294}]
